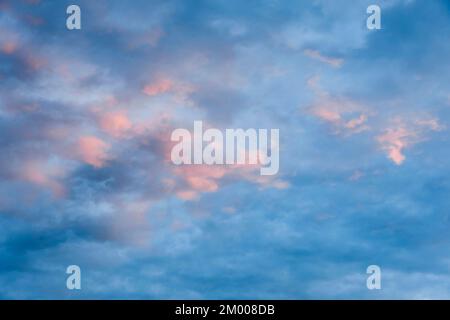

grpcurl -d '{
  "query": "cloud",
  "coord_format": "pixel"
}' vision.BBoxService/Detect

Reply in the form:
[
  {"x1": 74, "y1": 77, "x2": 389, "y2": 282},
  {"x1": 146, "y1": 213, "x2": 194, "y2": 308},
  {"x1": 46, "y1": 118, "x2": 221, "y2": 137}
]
[
  {"x1": 171, "y1": 165, "x2": 228, "y2": 200},
  {"x1": 377, "y1": 127, "x2": 411, "y2": 165},
  {"x1": 127, "y1": 28, "x2": 165, "y2": 49},
  {"x1": 171, "y1": 161, "x2": 287, "y2": 201},
  {"x1": 176, "y1": 190, "x2": 199, "y2": 201},
  {"x1": 1, "y1": 41, "x2": 17, "y2": 54},
  {"x1": 307, "y1": 76, "x2": 370, "y2": 135},
  {"x1": 18, "y1": 160, "x2": 66, "y2": 197},
  {"x1": 76, "y1": 136, "x2": 111, "y2": 168},
  {"x1": 304, "y1": 49, "x2": 344, "y2": 68},
  {"x1": 349, "y1": 170, "x2": 364, "y2": 181},
  {"x1": 377, "y1": 117, "x2": 444, "y2": 165},
  {"x1": 143, "y1": 78, "x2": 173, "y2": 96},
  {"x1": 210, "y1": 19, "x2": 247, "y2": 37},
  {"x1": 0, "y1": 0, "x2": 449, "y2": 299},
  {"x1": 345, "y1": 114, "x2": 368, "y2": 130},
  {"x1": 98, "y1": 110, "x2": 133, "y2": 138}
]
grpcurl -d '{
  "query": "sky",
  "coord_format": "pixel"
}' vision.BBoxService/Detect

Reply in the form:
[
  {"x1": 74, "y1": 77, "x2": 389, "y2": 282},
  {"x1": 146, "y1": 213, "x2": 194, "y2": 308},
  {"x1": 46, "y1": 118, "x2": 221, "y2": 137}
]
[{"x1": 0, "y1": 0, "x2": 449, "y2": 299}]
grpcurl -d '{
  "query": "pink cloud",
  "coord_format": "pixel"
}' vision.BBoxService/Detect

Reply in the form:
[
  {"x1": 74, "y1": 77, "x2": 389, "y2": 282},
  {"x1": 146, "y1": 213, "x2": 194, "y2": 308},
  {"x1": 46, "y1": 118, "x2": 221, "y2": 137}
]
[
  {"x1": 1, "y1": 41, "x2": 17, "y2": 55},
  {"x1": 377, "y1": 127, "x2": 411, "y2": 165},
  {"x1": 76, "y1": 136, "x2": 110, "y2": 168},
  {"x1": 20, "y1": 161, "x2": 66, "y2": 197},
  {"x1": 98, "y1": 110, "x2": 133, "y2": 138},
  {"x1": 313, "y1": 108, "x2": 341, "y2": 123},
  {"x1": 172, "y1": 165, "x2": 228, "y2": 200},
  {"x1": 176, "y1": 190, "x2": 199, "y2": 201},
  {"x1": 0, "y1": 30, "x2": 20, "y2": 55},
  {"x1": 309, "y1": 98, "x2": 369, "y2": 135},
  {"x1": 143, "y1": 78, "x2": 173, "y2": 96},
  {"x1": 377, "y1": 117, "x2": 444, "y2": 165},
  {"x1": 304, "y1": 49, "x2": 344, "y2": 68},
  {"x1": 101, "y1": 120, "x2": 289, "y2": 202},
  {"x1": 24, "y1": 54, "x2": 47, "y2": 70},
  {"x1": 271, "y1": 180, "x2": 291, "y2": 189},
  {"x1": 173, "y1": 165, "x2": 227, "y2": 196},
  {"x1": 185, "y1": 176, "x2": 220, "y2": 192},
  {"x1": 171, "y1": 163, "x2": 288, "y2": 201},
  {"x1": 307, "y1": 76, "x2": 370, "y2": 135},
  {"x1": 345, "y1": 114, "x2": 368, "y2": 130}
]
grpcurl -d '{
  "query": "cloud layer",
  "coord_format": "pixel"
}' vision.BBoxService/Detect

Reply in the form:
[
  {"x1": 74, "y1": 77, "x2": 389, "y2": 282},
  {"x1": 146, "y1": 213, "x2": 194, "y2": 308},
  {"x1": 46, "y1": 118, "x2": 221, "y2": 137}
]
[{"x1": 0, "y1": 0, "x2": 449, "y2": 299}]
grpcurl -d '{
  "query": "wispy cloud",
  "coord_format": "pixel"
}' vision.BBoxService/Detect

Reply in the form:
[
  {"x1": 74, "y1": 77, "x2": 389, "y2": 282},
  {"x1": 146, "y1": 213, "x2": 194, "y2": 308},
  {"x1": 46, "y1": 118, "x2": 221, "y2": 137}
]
[
  {"x1": 377, "y1": 117, "x2": 444, "y2": 165},
  {"x1": 307, "y1": 76, "x2": 370, "y2": 135},
  {"x1": 304, "y1": 49, "x2": 344, "y2": 68},
  {"x1": 76, "y1": 136, "x2": 111, "y2": 168}
]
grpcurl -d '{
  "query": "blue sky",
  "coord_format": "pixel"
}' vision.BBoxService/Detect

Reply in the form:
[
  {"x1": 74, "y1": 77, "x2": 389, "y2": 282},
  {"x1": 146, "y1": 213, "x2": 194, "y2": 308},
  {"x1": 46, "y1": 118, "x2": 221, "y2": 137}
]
[{"x1": 0, "y1": 0, "x2": 450, "y2": 299}]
